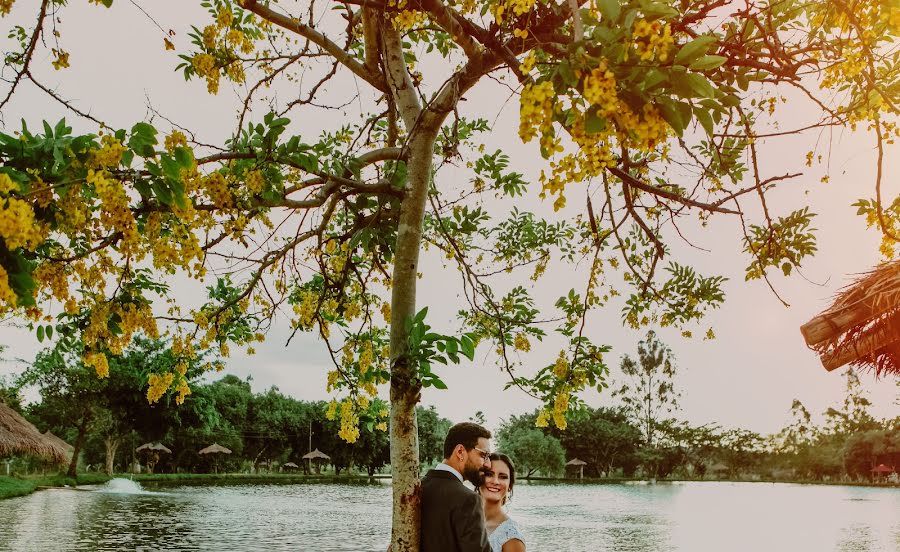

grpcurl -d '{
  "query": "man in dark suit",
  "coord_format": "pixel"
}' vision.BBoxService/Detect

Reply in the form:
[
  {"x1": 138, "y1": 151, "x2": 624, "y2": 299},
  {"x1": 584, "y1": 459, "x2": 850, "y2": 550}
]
[{"x1": 421, "y1": 422, "x2": 493, "y2": 552}]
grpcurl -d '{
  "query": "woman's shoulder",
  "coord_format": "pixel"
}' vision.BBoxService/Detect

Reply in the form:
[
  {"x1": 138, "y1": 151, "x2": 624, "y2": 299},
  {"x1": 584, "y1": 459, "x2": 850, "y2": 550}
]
[{"x1": 492, "y1": 517, "x2": 526, "y2": 545}]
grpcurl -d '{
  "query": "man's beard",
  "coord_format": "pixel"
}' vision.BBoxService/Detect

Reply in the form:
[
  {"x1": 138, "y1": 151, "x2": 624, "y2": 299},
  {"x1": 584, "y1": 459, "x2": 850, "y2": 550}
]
[{"x1": 463, "y1": 465, "x2": 486, "y2": 486}]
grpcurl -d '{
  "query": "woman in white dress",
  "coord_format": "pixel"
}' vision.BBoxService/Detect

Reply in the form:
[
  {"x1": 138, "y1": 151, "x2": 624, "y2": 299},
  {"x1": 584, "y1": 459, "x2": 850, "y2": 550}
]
[{"x1": 479, "y1": 453, "x2": 526, "y2": 552}]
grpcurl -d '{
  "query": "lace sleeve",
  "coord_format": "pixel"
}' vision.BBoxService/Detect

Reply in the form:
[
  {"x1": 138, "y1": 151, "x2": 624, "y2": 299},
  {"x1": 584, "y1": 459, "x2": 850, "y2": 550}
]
[{"x1": 489, "y1": 519, "x2": 526, "y2": 551}]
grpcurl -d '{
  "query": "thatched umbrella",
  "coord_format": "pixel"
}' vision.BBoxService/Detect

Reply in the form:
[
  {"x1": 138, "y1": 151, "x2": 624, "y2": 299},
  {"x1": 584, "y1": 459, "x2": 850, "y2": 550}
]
[
  {"x1": 566, "y1": 458, "x2": 587, "y2": 479},
  {"x1": 302, "y1": 448, "x2": 330, "y2": 473},
  {"x1": 198, "y1": 443, "x2": 232, "y2": 474},
  {"x1": 135, "y1": 442, "x2": 171, "y2": 473},
  {"x1": 802, "y1": 262, "x2": 900, "y2": 376},
  {"x1": 0, "y1": 401, "x2": 68, "y2": 465},
  {"x1": 282, "y1": 461, "x2": 300, "y2": 472}
]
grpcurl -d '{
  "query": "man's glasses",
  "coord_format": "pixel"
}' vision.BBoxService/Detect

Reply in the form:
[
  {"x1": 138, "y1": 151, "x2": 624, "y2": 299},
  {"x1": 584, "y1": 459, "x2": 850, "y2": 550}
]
[{"x1": 472, "y1": 446, "x2": 491, "y2": 461}]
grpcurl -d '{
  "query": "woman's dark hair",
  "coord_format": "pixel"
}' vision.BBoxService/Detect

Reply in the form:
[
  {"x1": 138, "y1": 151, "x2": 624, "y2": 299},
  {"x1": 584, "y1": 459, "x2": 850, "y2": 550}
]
[
  {"x1": 443, "y1": 422, "x2": 491, "y2": 459},
  {"x1": 486, "y1": 452, "x2": 516, "y2": 504}
]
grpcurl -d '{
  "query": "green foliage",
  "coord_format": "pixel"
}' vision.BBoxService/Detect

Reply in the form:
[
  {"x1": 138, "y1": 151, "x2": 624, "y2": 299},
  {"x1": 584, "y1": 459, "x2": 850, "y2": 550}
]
[
  {"x1": 497, "y1": 426, "x2": 565, "y2": 477},
  {"x1": 744, "y1": 208, "x2": 817, "y2": 280},
  {"x1": 406, "y1": 307, "x2": 476, "y2": 390}
]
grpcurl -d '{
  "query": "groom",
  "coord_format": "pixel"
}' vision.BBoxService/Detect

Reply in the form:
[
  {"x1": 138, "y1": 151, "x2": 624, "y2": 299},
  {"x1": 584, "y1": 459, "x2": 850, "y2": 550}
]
[{"x1": 420, "y1": 421, "x2": 493, "y2": 552}]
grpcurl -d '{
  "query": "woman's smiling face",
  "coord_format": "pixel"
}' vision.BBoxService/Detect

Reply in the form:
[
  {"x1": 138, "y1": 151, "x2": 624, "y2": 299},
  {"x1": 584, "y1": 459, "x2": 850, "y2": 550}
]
[{"x1": 481, "y1": 458, "x2": 512, "y2": 504}]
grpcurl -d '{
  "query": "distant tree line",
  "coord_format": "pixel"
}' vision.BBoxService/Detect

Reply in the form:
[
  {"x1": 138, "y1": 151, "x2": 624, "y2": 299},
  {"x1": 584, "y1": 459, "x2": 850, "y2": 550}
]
[
  {"x1": 2, "y1": 334, "x2": 898, "y2": 483},
  {"x1": 496, "y1": 333, "x2": 899, "y2": 483},
  {"x1": 4, "y1": 338, "x2": 451, "y2": 477}
]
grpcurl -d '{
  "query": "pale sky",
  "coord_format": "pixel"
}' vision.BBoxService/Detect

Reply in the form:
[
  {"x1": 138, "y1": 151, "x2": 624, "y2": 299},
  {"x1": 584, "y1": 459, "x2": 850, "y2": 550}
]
[{"x1": 0, "y1": 1, "x2": 897, "y2": 437}]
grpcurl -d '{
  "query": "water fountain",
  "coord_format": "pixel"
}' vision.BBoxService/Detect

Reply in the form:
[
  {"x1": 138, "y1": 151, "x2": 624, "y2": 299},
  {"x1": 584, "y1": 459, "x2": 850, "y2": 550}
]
[{"x1": 98, "y1": 478, "x2": 146, "y2": 494}]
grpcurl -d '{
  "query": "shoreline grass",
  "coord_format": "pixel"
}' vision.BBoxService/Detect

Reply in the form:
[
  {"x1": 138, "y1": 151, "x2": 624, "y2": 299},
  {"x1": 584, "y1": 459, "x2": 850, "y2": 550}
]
[{"x1": 2, "y1": 472, "x2": 895, "y2": 501}]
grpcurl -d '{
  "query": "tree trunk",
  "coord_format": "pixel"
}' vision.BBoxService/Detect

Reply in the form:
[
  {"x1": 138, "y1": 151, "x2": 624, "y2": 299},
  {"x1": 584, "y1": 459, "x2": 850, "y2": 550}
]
[
  {"x1": 67, "y1": 414, "x2": 91, "y2": 478},
  {"x1": 388, "y1": 131, "x2": 437, "y2": 551},
  {"x1": 104, "y1": 435, "x2": 120, "y2": 476}
]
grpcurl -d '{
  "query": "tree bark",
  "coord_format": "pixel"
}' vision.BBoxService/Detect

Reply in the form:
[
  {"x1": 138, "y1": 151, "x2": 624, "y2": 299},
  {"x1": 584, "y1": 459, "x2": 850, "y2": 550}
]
[
  {"x1": 67, "y1": 413, "x2": 91, "y2": 478},
  {"x1": 388, "y1": 133, "x2": 437, "y2": 552},
  {"x1": 104, "y1": 435, "x2": 120, "y2": 476}
]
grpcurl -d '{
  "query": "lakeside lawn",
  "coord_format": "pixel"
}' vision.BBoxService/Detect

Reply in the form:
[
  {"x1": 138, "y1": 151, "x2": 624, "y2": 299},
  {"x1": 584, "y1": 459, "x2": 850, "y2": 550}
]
[{"x1": 3, "y1": 472, "x2": 896, "y2": 501}]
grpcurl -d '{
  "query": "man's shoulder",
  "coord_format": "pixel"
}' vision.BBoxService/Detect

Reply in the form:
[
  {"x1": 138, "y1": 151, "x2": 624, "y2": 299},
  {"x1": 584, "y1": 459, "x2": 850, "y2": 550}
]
[{"x1": 422, "y1": 470, "x2": 473, "y2": 499}]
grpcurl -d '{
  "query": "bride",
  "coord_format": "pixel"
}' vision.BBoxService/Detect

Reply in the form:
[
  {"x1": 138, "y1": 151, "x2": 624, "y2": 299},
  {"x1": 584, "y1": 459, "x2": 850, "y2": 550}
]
[{"x1": 479, "y1": 453, "x2": 526, "y2": 552}]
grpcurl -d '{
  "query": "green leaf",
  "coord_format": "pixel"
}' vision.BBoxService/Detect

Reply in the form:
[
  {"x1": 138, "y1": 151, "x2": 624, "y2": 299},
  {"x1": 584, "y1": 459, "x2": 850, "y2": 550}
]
[
  {"x1": 674, "y1": 36, "x2": 718, "y2": 66},
  {"x1": 584, "y1": 109, "x2": 607, "y2": 134},
  {"x1": 694, "y1": 107, "x2": 714, "y2": 136},
  {"x1": 597, "y1": 0, "x2": 620, "y2": 23},
  {"x1": 689, "y1": 55, "x2": 727, "y2": 71},
  {"x1": 45, "y1": 325, "x2": 53, "y2": 339},
  {"x1": 641, "y1": 69, "x2": 667, "y2": 92},
  {"x1": 36, "y1": 325, "x2": 44, "y2": 342},
  {"x1": 674, "y1": 73, "x2": 717, "y2": 98},
  {"x1": 431, "y1": 378, "x2": 448, "y2": 390},
  {"x1": 657, "y1": 99, "x2": 686, "y2": 136}
]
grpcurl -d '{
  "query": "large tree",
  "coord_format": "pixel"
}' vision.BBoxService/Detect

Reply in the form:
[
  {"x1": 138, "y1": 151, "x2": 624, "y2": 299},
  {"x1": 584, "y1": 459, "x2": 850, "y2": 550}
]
[{"x1": 1, "y1": 0, "x2": 897, "y2": 547}]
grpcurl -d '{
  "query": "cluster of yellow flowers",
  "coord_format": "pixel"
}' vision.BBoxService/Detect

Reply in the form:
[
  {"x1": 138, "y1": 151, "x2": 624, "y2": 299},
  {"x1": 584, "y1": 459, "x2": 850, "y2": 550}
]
[
  {"x1": 203, "y1": 171, "x2": 234, "y2": 208},
  {"x1": 0, "y1": 265, "x2": 16, "y2": 311},
  {"x1": 51, "y1": 49, "x2": 70, "y2": 70},
  {"x1": 90, "y1": 135, "x2": 127, "y2": 168},
  {"x1": 175, "y1": 378, "x2": 192, "y2": 405},
  {"x1": 192, "y1": 53, "x2": 220, "y2": 94},
  {"x1": 552, "y1": 350, "x2": 569, "y2": 379},
  {"x1": 147, "y1": 372, "x2": 175, "y2": 404},
  {"x1": 34, "y1": 262, "x2": 70, "y2": 304},
  {"x1": 0, "y1": 0, "x2": 14, "y2": 16},
  {"x1": 87, "y1": 169, "x2": 141, "y2": 256},
  {"x1": 583, "y1": 62, "x2": 619, "y2": 116},
  {"x1": 388, "y1": 0, "x2": 427, "y2": 30},
  {"x1": 83, "y1": 352, "x2": 110, "y2": 378},
  {"x1": 0, "y1": 195, "x2": 45, "y2": 250},
  {"x1": 552, "y1": 388, "x2": 570, "y2": 430},
  {"x1": 292, "y1": 290, "x2": 319, "y2": 330},
  {"x1": 338, "y1": 398, "x2": 360, "y2": 442},
  {"x1": 492, "y1": 0, "x2": 537, "y2": 25},
  {"x1": 245, "y1": 169, "x2": 265, "y2": 194},
  {"x1": 631, "y1": 19, "x2": 674, "y2": 62},
  {"x1": 519, "y1": 81, "x2": 557, "y2": 144},
  {"x1": 513, "y1": 332, "x2": 530, "y2": 352},
  {"x1": 164, "y1": 131, "x2": 188, "y2": 152}
]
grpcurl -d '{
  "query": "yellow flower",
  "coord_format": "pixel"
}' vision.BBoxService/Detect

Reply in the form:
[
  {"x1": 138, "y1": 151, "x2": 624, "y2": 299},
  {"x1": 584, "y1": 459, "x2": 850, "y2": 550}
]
[{"x1": 51, "y1": 49, "x2": 70, "y2": 70}]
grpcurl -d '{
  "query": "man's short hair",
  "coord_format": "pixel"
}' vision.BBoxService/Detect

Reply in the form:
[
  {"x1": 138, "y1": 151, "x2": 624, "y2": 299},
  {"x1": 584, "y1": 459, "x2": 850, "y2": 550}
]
[{"x1": 443, "y1": 422, "x2": 491, "y2": 459}]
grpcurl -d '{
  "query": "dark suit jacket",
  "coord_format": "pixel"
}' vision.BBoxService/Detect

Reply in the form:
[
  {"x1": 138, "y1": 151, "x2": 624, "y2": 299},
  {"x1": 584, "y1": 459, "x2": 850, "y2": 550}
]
[{"x1": 420, "y1": 469, "x2": 492, "y2": 552}]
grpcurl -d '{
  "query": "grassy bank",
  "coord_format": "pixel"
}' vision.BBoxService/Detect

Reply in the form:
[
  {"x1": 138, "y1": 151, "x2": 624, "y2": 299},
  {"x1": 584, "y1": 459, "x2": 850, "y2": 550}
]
[
  {"x1": 522, "y1": 475, "x2": 899, "y2": 488},
  {"x1": 0, "y1": 473, "x2": 114, "y2": 500},
  {"x1": 0, "y1": 472, "x2": 386, "y2": 500},
  {"x1": 4, "y1": 472, "x2": 895, "y2": 500}
]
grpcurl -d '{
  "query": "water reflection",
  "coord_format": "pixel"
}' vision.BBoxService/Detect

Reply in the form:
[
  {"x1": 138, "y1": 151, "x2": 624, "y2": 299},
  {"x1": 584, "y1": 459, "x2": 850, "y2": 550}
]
[{"x1": 0, "y1": 481, "x2": 897, "y2": 551}]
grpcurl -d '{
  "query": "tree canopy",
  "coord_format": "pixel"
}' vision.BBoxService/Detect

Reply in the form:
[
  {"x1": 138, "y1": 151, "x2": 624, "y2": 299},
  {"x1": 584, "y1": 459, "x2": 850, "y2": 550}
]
[{"x1": 1, "y1": 0, "x2": 898, "y2": 547}]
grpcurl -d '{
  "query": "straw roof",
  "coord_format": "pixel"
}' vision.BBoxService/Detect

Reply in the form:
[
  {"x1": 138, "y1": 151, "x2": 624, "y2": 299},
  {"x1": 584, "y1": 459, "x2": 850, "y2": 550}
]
[
  {"x1": 43, "y1": 431, "x2": 74, "y2": 454},
  {"x1": 136, "y1": 442, "x2": 172, "y2": 453},
  {"x1": 566, "y1": 458, "x2": 587, "y2": 466},
  {"x1": 871, "y1": 464, "x2": 894, "y2": 473},
  {"x1": 0, "y1": 401, "x2": 68, "y2": 464},
  {"x1": 801, "y1": 261, "x2": 900, "y2": 377},
  {"x1": 302, "y1": 448, "x2": 330, "y2": 460},
  {"x1": 282, "y1": 462, "x2": 300, "y2": 468},
  {"x1": 198, "y1": 443, "x2": 232, "y2": 455}
]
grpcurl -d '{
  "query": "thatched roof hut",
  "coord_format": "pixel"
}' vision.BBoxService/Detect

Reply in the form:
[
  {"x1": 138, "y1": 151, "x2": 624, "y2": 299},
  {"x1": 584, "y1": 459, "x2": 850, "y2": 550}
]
[
  {"x1": 302, "y1": 448, "x2": 330, "y2": 461},
  {"x1": 43, "y1": 431, "x2": 74, "y2": 455},
  {"x1": 136, "y1": 442, "x2": 172, "y2": 454},
  {"x1": 801, "y1": 262, "x2": 900, "y2": 376},
  {"x1": 198, "y1": 443, "x2": 232, "y2": 455},
  {"x1": 0, "y1": 401, "x2": 68, "y2": 464}
]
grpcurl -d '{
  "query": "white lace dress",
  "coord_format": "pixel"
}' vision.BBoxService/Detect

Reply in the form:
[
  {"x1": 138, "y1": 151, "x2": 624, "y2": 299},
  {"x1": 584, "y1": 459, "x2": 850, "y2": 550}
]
[{"x1": 488, "y1": 518, "x2": 525, "y2": 552}]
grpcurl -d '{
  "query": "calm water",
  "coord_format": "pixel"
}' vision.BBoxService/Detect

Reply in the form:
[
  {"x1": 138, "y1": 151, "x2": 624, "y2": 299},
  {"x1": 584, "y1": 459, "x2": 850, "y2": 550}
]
[{"x1": 0, "y1": 480, "x2": 898, "y2": 551}]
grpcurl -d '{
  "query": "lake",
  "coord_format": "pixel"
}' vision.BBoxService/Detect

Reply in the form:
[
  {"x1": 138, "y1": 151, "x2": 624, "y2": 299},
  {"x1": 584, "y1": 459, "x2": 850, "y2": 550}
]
[{"x1": 0, "y1": 479, "x2": 898, "y2": 551}]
